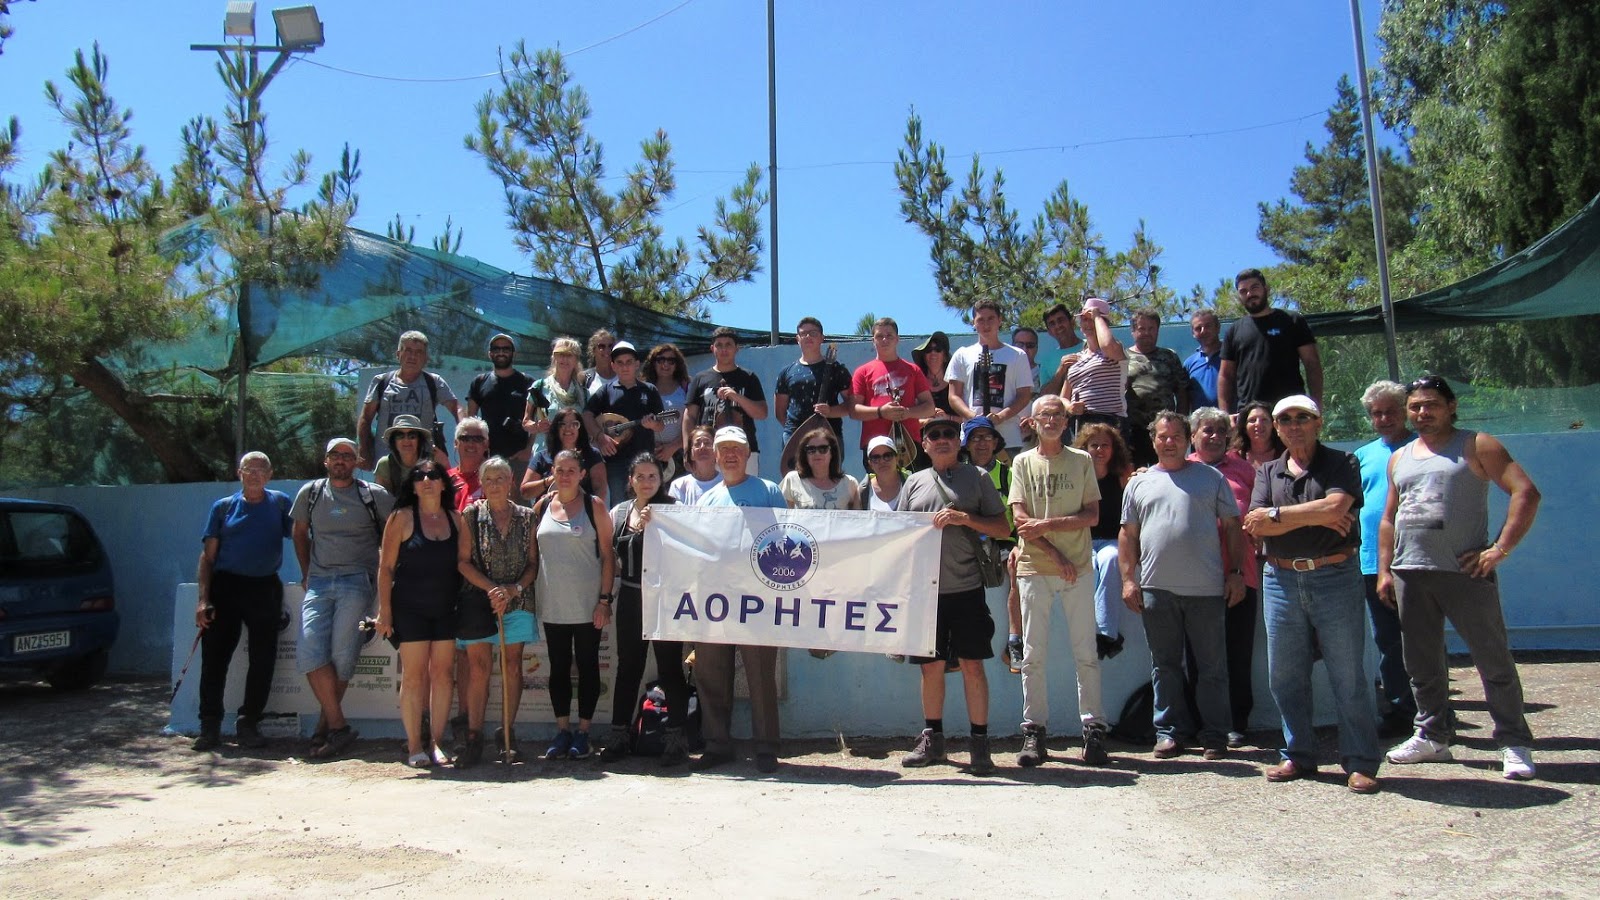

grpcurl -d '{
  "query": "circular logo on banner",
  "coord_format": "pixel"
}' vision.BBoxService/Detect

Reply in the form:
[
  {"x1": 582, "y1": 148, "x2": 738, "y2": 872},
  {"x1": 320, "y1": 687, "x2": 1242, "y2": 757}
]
[{"x1": 750, "y1": 522, "x2": 819, "y2": 591}]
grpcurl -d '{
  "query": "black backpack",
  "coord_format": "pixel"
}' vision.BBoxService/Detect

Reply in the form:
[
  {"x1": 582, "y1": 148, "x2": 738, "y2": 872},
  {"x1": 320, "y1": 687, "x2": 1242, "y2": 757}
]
[
  {"x1": 629, "y1": 680, "x2": 702, "y2": 755},
  {"x1": 1109, "y1": 681, "x2": 1156, "y2": 745}
]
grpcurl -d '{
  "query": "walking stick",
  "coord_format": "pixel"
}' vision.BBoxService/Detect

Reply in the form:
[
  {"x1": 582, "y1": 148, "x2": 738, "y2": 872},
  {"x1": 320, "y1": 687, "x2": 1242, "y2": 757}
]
[
  {"x1": 497, "y1": 611, "x2": 515, "y2": 764},
  {"x1": 170, "y1": 630, "x2": 204, "y2": 704}
]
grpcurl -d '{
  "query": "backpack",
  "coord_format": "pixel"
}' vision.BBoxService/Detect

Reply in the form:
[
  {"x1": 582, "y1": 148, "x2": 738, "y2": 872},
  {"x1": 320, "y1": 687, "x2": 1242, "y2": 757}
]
[
  {"x1": 532, "y1": 491, "x2": 601, "y2": 558},
  {"x1": 1109, "y1": 681, "x2": 1156, "y2": 745},
  {"x1": 629, "y1": 680, "x2": 702, "y2": 756},
  {"x1": 305, "y1": 477, "x2": 383, "y2": 541}
]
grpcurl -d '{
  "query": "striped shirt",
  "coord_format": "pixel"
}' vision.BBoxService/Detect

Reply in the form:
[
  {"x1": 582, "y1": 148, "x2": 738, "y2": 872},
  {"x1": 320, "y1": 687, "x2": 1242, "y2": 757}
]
[{"x1": 1068, "y1": 351, "x2": 1128, "y2": 416}]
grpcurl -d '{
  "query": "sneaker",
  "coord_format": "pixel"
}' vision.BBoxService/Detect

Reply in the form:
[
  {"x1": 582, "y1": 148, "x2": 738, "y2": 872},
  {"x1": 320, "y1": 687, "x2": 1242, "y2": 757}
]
[
  {"x1": 568, "y1": 730, "x2": 592, "y2": 760},
  {"x1": 969, "y1": 735, "x2": 996, "y2": 776},
  {"x1": 1096, "y1": 633, "x2": 1125, "y2": 660},
  {"x1": 312, "y1": 725, "x2": 358, "y2": 760},
  {"x1": 660, "y1": 728, "x2": 689, "y2": 767},
  {"x1": 1386, "y1": 733, "x2": 1453, "y2": 765},
  {"x1": 545, "y1": 729, "x2": 573, "y2": 760},
  {"x1": 902, "y1": 728, "x2": 946, "y2": 768},
  {"x1": 192, "y1": 727, "x2": 221, "y2": 752},
  {"x1": 235, "y1": 718, "x2": 267, "y2": 749},
  {"x1": 598, "y1": 725, "x2": 632, "y2": 763},
  {"x1": 1082, "y1": 726, "x2": 1109, "y2": 766},
  {"x1": 1004, "y1": 637, "x2": 1024, "y2": 674},
  {"x1": 1501, "y1": 746, "x2": 1536, "y2": 781},
  {"x1": 1018, "y1": 726, "x2": 1048, "y2": 767}
]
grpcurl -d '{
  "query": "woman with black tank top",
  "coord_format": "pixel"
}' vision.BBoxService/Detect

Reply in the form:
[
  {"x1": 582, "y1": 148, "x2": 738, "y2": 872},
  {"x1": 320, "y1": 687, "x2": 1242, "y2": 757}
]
[
  {"x1": 1074, "y1": 422, "x2": 1133, "y2": 659},
  {"x1": 376, "y1": 459, "x2": 464, "y2": 769}
]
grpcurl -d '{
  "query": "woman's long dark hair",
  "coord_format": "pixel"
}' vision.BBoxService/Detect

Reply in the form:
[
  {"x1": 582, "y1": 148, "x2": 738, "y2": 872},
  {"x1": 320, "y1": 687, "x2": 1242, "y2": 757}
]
[
  {"x1": 797, "y1": 424, "x2": 845, "y2": 482},
  {"x1": 1232, "y1": 400, "x2": 1286, "y2": 456},
  {"x1": 644, "y1": 343, "x2": 689, "y2": 392},
  {"x1": 627, "y1": 451, "x2": 675, "y2": 504},
  {"x1": 1072, "y1": 422, "x2": 1133, "y2": 478},
  {"x1": 546, "y1": 407, "x2": 597, "y2": 457},
  {"x1": 394, "y1": 459, "x2": 458, "y2": 510}
]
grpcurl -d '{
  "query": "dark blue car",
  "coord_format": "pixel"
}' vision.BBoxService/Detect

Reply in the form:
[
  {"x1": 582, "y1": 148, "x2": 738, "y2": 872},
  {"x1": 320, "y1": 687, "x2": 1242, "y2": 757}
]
[{"x1": 0, "y1": 498, "x2": 119, "y2": 689}]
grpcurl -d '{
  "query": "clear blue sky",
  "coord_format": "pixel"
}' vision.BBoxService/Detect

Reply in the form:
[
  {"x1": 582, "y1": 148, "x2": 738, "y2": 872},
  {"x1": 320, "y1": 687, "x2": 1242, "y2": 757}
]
[{"x1": 3, "y1": 0, "x2": 1388, "y2": 340}]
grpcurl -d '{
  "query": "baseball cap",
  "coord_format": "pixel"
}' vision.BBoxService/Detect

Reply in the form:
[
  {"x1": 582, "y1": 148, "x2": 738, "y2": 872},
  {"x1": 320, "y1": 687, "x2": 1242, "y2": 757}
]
[
  {"x1": 610, "y1": 340, "x2": 639, "y2": 359},
  {"x1": 866, "y1": 435, "x2": 897, "y2": 456},
  {"x1": 1272, "y1": 394, "x2": 1321, "y2": 418},
  {"x1": 713, "y1": 425, "x2": 748, "y2": 447},
  {"x1": 1081, "y1": 297, "x2": 1112, "y2": 316},
  {"x1": 325, "y1": 437, "x2": 358, "y2": 454}
]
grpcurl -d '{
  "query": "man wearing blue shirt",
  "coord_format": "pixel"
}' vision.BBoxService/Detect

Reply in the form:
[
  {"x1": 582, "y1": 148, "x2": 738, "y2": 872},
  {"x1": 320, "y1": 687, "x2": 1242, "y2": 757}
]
[
  {"x1": 1184, "y1": 309, "x2": 1222, "y2": 410},
  {"x1": 695, "y1": 426, "x2": 785, "y2": 772},
  {"x1": 194, "y1": 451, "x2": 293, "y2": 751},
  {"x1": 1353, "y1": 380, "x2": 1418, "y2": 737}
]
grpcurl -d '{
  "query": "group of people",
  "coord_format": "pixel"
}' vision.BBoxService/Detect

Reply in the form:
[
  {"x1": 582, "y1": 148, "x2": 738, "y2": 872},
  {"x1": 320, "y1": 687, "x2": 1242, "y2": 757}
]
[{"x1": 192, "y1": 267, "x2": 1544, "y2": 791}]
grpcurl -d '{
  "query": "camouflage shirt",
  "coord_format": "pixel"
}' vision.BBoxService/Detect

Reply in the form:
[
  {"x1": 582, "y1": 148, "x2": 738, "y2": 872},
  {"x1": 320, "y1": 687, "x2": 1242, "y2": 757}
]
[{"x1": 1124, "y1": 345, "x2": 1185, "y2": 426}]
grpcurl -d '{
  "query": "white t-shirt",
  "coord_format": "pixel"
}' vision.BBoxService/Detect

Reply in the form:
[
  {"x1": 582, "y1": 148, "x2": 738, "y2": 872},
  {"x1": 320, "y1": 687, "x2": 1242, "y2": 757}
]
[
  {"x1": 668, "y1": 472, "x2": 722, "y2": 506},
  {"x1": 946, "y1": 342, "x2": 1032, "y2": 447}
]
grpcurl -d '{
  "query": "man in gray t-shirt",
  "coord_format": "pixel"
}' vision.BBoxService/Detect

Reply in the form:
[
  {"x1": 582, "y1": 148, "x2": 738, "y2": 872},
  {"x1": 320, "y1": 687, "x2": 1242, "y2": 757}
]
[
  {"x1": 1120, "y1": 412, "x2": 1245, "y2": 758},
  {"x1": 289, "y1": 437, "x2": 395, "y2": 759}
]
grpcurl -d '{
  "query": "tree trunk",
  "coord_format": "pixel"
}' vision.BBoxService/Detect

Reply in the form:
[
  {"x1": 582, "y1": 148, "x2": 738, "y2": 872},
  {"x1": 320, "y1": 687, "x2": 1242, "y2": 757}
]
[{"x1": 70, "y1": 357, "x2": 219, "y2": 483}]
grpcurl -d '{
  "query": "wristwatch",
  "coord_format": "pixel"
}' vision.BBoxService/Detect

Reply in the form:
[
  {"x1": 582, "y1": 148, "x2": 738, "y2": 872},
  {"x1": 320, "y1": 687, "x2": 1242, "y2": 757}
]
[
  {"x1": 1268, "y1": 507, "x2": 1281, "y2": 523},
  {"x1": 598, "y1": 593, "x2": 613, "y2": 605}
]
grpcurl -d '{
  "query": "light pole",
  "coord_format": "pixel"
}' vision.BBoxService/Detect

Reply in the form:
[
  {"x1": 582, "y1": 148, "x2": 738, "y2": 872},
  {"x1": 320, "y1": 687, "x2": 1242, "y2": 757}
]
[
  {"x1": 1348, "y1": 0, "x2": 1400, "y2": 380},
  {"x1": 191, "y1": 2, "x2": 325, "y2": 460}
]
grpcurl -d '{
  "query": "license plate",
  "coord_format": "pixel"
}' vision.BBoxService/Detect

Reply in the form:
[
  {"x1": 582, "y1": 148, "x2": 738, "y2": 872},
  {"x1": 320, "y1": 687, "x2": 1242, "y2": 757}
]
[{"x1": 13, "y1": 630, "x2": 71, "y2": 654}]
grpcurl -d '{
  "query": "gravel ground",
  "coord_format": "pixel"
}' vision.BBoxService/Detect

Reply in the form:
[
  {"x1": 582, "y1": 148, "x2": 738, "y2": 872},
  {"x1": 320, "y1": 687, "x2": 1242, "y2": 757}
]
[{"x1": 1, "y1": 652, "x2": 1597, "y2": 899}]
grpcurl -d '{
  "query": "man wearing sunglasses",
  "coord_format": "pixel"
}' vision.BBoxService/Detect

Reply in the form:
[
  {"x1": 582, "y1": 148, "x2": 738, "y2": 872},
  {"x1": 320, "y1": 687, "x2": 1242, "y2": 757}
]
[
  {"x1": 896, "y1": 419, "x2": 1012, "y2": 775},
  {"x1": 466, "y1": 334, "x2": 533, "y2": 482},
  {"x1": 1378, "y1": 376, "x2": 1541, "y2": 781},
  {"x1": 1242, "y1": 394, "x2": 1380, "y2": 794}
]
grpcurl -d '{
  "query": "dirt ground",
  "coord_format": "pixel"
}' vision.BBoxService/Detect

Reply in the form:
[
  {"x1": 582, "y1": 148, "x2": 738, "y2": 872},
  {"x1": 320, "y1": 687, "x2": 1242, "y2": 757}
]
[{"x1": 2, "y1": 652, "x2": 1597, "y2": 899}]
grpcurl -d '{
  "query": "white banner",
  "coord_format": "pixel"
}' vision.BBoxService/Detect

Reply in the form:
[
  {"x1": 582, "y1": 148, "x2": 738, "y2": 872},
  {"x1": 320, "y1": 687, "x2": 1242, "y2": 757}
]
[{"x1": 643, "y1": 506, "x2": 942, "y2": 656}]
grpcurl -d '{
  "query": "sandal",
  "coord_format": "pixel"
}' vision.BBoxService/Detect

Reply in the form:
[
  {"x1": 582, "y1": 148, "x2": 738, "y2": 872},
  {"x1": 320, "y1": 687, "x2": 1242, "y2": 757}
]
[
  {"x1": 405, "y1": 751, "x2": 431, "y2": 769},
  {"x1": 311, "y1": 725, "x2": 357, "y2": 760},
  {"x1": 430, "y1": 743, "x2": 454, "y2": 768}
]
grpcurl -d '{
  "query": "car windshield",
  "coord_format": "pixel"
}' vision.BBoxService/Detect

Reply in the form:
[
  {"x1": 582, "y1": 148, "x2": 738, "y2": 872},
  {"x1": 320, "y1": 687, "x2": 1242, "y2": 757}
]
[{"x1": 2, "y1": 510, "x2": 102, "y2": 574}]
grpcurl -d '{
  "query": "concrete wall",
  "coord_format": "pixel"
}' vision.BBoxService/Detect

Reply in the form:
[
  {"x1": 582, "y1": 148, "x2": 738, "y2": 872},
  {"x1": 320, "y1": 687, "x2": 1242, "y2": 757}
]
[{"x1": 12, "y1": 338, "x2": 1596, "y2": 736}]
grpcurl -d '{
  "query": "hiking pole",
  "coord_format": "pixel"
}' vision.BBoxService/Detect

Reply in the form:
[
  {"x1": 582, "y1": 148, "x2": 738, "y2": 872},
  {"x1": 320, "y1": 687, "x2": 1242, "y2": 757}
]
[
  {"x1": 497, "y1": 611, "x2": 515, "y2": 765},
  {"x1": 170, "y1": 630, "x2": 204, "y2": 704}
]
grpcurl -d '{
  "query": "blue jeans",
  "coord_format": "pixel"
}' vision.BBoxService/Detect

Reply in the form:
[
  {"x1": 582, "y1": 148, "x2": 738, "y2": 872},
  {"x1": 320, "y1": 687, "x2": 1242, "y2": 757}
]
[
  {"x1": 1362, "y1": 574, "x2": 1415, "y2": 717},
  {"x1": 1143, "y1": 589, "x2": 1229, "y2": 748},
  {"x1": 1091, "y1": 539, "x2": 1121, "y2": 639},
  {"x1": 1263, "y1": 558, "x2": 1380, "y2": 775},
  {"x1": 297, "y1": 573, "x2": 375, "y2": 682}
]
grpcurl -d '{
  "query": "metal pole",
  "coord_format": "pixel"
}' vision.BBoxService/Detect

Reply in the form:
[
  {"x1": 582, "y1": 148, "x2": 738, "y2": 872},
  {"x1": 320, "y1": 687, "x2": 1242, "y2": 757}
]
[
  {"x1": 766, "y1": 0, "x2": 780, "y2": 346},
  {"x1": 1349, "y1": 0, "x2": 1401, "y2": 380}
]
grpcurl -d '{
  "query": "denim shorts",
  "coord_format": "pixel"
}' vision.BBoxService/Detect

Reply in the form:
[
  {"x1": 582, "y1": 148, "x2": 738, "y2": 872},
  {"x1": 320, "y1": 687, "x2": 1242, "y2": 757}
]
[
  {"x1": 456, "y1": 609, "x2": 537, "y2": 648},
  {"x1": 297, "y1": 572, "x2": 376, "y2": 680}
]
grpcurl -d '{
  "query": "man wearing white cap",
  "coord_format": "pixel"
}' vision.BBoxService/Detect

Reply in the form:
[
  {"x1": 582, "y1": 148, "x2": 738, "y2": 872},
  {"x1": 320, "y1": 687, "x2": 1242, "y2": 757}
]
[
  {"x1": 291, "y1": 437, "x2": 394, "y2": 759},
  {"x1": 1243, "y1": 394, "x2": 1380, "y2": 794},
  {"x1": 694, "y1": 426, "x2": 786, "y2": 773}
]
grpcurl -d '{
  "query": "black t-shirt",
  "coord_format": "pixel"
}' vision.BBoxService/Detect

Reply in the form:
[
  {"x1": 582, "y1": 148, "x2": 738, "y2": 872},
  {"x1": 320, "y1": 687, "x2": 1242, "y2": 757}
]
[
  {"x1": 1221, "y1": 309, "x2": 1316, "y2": 408},
  {"x1": 687, "y1": 366, "x2": 766, "y2": 453},
  {"x1": 585, "y1": 379, "x2": 665, "y2": 468},
  {"x1": 1091, "y1": 472, "x2": 1124, "y2": 541},
  {"x1": 531, "y1": 444, "x2": 604, "y2": 496},
  {"x1": 774, "y1": 358, "x2": 851, "y2": 443},
  {"x1": 1249, "y1": 442, "x2": 1362, "y2": 560},
  {"x1": 467, "y1": 369, "x2": 534, "y2": 458}
]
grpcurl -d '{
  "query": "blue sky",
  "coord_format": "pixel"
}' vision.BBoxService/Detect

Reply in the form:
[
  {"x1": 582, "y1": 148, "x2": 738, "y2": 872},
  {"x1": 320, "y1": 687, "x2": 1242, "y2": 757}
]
[{"x1": 3, "y1": 0, "x2": 1387, "y2": 339}]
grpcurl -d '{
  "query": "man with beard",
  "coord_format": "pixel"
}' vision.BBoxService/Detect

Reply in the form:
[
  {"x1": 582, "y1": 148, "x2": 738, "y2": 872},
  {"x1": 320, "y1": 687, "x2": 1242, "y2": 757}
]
[{"x1": 1217, "y1": 269, "x2": 1322, "y2": 413}]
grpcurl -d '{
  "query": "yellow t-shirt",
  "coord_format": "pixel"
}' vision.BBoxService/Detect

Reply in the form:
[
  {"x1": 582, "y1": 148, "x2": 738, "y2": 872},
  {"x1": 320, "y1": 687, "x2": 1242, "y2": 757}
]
[{"x1": 1008, "y1": 446, "x2": 1100, "y2": 576}]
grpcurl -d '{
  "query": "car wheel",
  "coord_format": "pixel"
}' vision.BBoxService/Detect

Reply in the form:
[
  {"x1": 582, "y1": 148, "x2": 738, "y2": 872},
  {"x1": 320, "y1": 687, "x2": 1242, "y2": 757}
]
[{"x1": 46, "y1": 648, "x2": 109, "y2": 691}]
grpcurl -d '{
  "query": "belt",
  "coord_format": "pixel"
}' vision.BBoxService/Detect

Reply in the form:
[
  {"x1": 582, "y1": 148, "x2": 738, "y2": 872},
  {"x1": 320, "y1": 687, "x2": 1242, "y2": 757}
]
[{"x1": 1267, "y1": 551, "x2": 1351, "y2": 572}]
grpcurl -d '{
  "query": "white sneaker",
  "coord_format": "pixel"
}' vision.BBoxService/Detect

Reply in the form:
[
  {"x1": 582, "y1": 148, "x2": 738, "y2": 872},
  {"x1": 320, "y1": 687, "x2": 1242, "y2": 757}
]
[
  {"x1": 1386, "y1": 733, "x2": 1453, "y2": 764},
  {"x1": 1502, "y1": 746, "x2": 1536, "y2": 780}
]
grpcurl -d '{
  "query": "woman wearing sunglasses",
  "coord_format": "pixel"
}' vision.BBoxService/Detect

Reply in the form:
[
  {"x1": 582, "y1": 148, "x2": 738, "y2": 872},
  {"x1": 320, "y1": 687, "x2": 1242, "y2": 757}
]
[
  {"x1": 780, "y1": 425, "x2": 861, "y2": 511},
  {"x1": 374, "y1": 414, "x2": 433, "y2": 495},
  {"x1": 522, "y1": 407, "x2": 607, "y2": 504},
  {"x1": 863, "y1": 435, "x2": 905, "y2": 511},
  {"x1": 645, "y1": 343, "x2": 691, "y2": 478},
  {"x1": 375, "y1": 459, "x2": 463, "y2": 769}
]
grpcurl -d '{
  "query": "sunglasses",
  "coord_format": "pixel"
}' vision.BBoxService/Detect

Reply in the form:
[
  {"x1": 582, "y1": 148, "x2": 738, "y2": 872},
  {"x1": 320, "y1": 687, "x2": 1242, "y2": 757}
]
[
  {"x1": 490, "y1": 345, "x2": 515, "y2": 353},
  {"x1": 925, "y1": 429, "x2": 959, "y2": 441},
  {"x1": 457, "y1": 434, "x2": 487, "y2": 443},
  {"x1": 1407, "y1": 375, "x2": 1448, "y2": 393},
  {"x1": 326, "y1": 451, "x2": 357, "y2": 460},
  {"x1": 867, "y1": 452, "x2": 898, "y2": 463},
  {"x1": 410, "y1": 468, "x2": 446, "y2": 483},
  {"x1": 394, "y1": 431, "x2": 423, "y2": 441},
  {"x1": 804, "y1": 445, "x2": 832, "y2": 455},
  {"x1": 1275, "y1": 414, "x2": 1317, "y2": 425},
  {"x1": 655, "y1": 357, "x2": 680, "y2": 364}
]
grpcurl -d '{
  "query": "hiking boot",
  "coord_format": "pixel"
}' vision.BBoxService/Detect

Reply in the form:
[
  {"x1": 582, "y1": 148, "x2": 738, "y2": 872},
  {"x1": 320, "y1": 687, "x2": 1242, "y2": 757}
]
[
  {"x1": 545, "y1": 729, "x2": 573, "y2": 760},
  {"x1": 599, "y1": 725, "x2": 632, "y2": 763},
  {"x1": 660, "y1": 727, "x2": 689, "y2": 767},
  {"x1": 969, "y1": 735, "x2": 995, "y2": 776},
  {"x1": 455, "y1": 731, "x2": 484, "y2": 769},
  {"x1": 1018, "y1": 725, "x2": 1048, "y2": 767},
  {"x1": 1096, "y1": 633, "x2": 1125, "y2": 660},
  {"x1": 449, "y1": 713, "x2": 469, "y2": 744},
  {"x1": 314, "y1": 725, "x2": 358, "y2": 760},
  {"x1": 235, "y1": 718, "x2": 267, "y2": 749},
  {"x1": 1502, "y1": 746, "x2": 1536, "y2": 781},
  {"x1": 568, "y1": 730, "x2": 593, "y2": 760},
  {"x1": 902, "y1": 728, "x2": 946, "y2": 768},
  {"x1": 492, "y1": 726, "x2": 522, "y2": 764},
  {"x1": 1082, "y1": 725, "x2": 1109, "y2": 766},
  {"x1": 1005, "y1": 637, "x2": 1024, "y2": 674},
  {"x1": 192, "y1": 723, "x2": 222, "y2": 752},
  {"x1": 1386, "y1": 733, "x2": 1453, "y2": 765}
]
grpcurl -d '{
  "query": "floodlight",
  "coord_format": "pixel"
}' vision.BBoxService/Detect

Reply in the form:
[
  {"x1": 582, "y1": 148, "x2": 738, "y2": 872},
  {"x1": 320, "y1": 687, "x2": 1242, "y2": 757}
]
[
  {"x1": 223, "y1": 1, "x2": 257, "y2": 40},
  {"x1": 272, "y1": 5, "x2": 324, "y2": 49}
]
